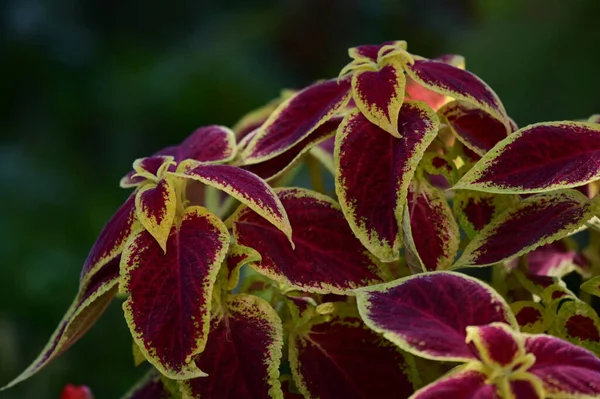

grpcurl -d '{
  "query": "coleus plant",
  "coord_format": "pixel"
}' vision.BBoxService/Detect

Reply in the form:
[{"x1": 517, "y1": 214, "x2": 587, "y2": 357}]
[{"x1": 3, "y1": 39, "x2": 600, "y2": 399}]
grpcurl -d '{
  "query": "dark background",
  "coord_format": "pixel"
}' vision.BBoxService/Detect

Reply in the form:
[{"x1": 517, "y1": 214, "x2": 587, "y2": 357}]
[{"x1": 1, "y1": 0, "x2": 599, "y2": 398}]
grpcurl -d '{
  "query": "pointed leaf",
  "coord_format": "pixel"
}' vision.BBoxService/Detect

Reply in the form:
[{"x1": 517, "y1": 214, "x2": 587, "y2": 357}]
[
  {"x1": 453, "y1": 190, "x2": 594, "y2": 268},
  {"x1": 167, "y1": 125, "x2": 237, "y2": 164},
  {"x1": 179, "y1": 294, "x2": 283, "y2": 399},
  {"x1": 555, "y1": 301, "x2": 600, "y2": 355},
  {"x1": 172, "y1": 162, "x2": 292, "y2": 241},
  {"x1": 120, "y1": 206, "x2": 229, "y2": 379},
  {"x1": 240, "y1": 77, "x2": 351, "y2": 164},
  {"x1": 355, "y1": 271, "x2": 516, "y2": 361},
  {"x1": 351, "y1": 58, "x2": 406, "y2": 137},
  {"x1": 405, "y1": 59, "x2": 508, "y2": 128},
  {"x1": 348, "y1": 40, "x2": 408, "y2": 62},
  {"x1": 526, "y1": 334, "x2": 600, "y2": 398},
  {"x1": 403, "y1": 178, "x2": 459, "y2": 272},
  {"x1": 439, "y1": 100, "x2": 510, "y2": 156},
  {"x1": 454, "y1": 122, "x2": 600, "y2": 193},
  {"x1": 80, "y1": 194, "x2": 137, "y2": 284},
  {"x1": 465, "y1": 323, "x2": 524, "y2": 368},
  {"x1": 453, "y1": 191, "x2": 519, "y2": 239},
  {"x1": 121, "y1": 156, "x2": 175, "y2": 188},
  {"x1": 581, "y1": 275, "x2": 600, "y2": 298},
  {"x1": 222, "y1": 244, "x2": 261, "y2": 291},
  {"x1": 135, "y1": 178, "x2": 177, "y2": 252},
  {"x1": 335, "y1": 102, "x2": 439, "y2": 261},
  {"x1": 241, "y1": 117, "x2": 340, "y2": 182},
  {"x1": 290, "y1": 309, "x2": 419, "y2": 399},
  {"x1": 2, "y1": 258, "x2": 120, "y2": 389},
  {"x1": 232, "y1": 188, "x2": 387, "y2": 294}
]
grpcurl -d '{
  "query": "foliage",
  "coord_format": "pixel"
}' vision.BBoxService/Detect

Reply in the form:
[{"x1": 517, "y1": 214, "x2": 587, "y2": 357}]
[{"x1": 4, "y1": 39, "x2": 600, "y2": 398}]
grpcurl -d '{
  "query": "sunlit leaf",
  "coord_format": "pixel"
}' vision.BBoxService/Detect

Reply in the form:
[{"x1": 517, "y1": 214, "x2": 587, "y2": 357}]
[{"x1": 135, "y1": 178, "x2": 177, "y2": 252}]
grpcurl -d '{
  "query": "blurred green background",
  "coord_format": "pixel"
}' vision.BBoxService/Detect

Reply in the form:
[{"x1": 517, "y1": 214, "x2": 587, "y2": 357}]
[{"x1": 1, "y1": 0, "x2": 598, "y2": 398}]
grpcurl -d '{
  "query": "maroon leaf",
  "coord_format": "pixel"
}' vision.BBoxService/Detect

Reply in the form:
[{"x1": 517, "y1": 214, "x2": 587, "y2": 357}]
[
  {"x1": 134, "y1": 177, "x2": 176, "y2": 252},
  {"x1": 232, "y1": 188, "x2": 387, "y2": 294},
  {"x1": 454, "y1": 122, "x2": 600, "y2": 193},
  {"x1": 524, "y1": 240, "x2": 589, "y2": 277},
  {"x1": 405, "y1": 59, "x2": 509, "y2": 128},
  {"x1": 241, "y1": 77, "x2": 351, "y2": 164},
  {"x1": 169, "y1": 125, "x2": 237, "y2": 163},
  {"x1": 410, "y1": 366, "x2": 498, "y2": 399},
  {"x1": 403, "y1": 178, "x2": 459, "y2": 272},
  {"x1": 120, "y1": 206, "x2": 229, "y2": 379},
  {"x1": 180, "y1": 294, "x2": 283, "y2": 399},
  {"x1": 439, "y1": 100, "x2": 511, "y2": 156},
  {"x1": 3, "y1": 258, "x2": 120, "y2": 389},
  {"x1": 348, "y1": 40, "x2": 408, "y2": 63},
  {"x1": 355, "y1": 272, "x2": 516, "y2": 361},
  {"x1": 80, "y1": 194, "x2": 137, "y2": 285},
  {"x1": 121, "y1": 371, "x2": 172, "y2": 399},
  {"x1": 335, "y1": 101, "x2": 439, "y2": 261},
  {"x1": 453, "y1": 190, "x2": 594, "y2": 268},
  {"x1": 452, "y1": 191, "x2": 519, "y2": 239},
  {"x1": 289, "y1": 308, "x2": 418, "y2": 399},
  {"x1": 526, "y1": 334, "x2": 600, "y2": 397}
]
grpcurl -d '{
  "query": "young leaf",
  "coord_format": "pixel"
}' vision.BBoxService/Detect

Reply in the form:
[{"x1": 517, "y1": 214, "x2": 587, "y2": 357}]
[
  {"x1": 351, "y1": 58, "x2": 406, "y2": 137},
  {"x1": 404, "y1": 59, "x2": 509, "y2": 129},
  {"x1": 232, "y1": 188, "x2": 387, "y2": 294},
  {"x1": 240, "y1": 77, "x2": 351, "y2": 164},
  {"x1": 452, "y1": 190, "x2": 594, "y2": 268},
  {"x1": 438, "y1": 100, "x2": 510, "y2": 156},
  {"x1": 2, "y1": 258, "x2": 120, "y2": 389},
  {"x1": 465, "y1": 323, "x2": 526, "y2": 369},
  {"x1": 335, "y1": 101, "x2": 439, "y2": 261},
  {"x1": 80, "y1": 194, "x2": 137, "y2": 285},
  {"x1": 554, "y1": 301, "x2": 600, "y2": 355},
  {"x1": 135, "y1": 178, "x2": 177, "y2": 252},
  {"x1": 403, "y1": 178, "x2": 459, "y2": 272},
  {"x1": 454, "y1": 122, "x2": 600, "y2": 193},
  {"x1": 179, "y1": 294, "x2": 283, "y2": 399},
  {"x1": 241, "y1": 117, "x2": 340, "y2": 182},
  {"x1": 120, "y1": 206, "x2": 229, "y2": 380},
  {"x1": 172, "y1": 162, "x2": 292, "y2": 242},
  {"x1": 525, "y1": 334, "x2": 600, "y2": 398},
  {"x1": 221, "y1": 244, "x2": 261, "y2": 291},
  {"x1": 355, "y1": 271, "x2": 517, "y2": 362},
  {"x1": 289, "y1": 309, "x2": 419, "y2": 399}
]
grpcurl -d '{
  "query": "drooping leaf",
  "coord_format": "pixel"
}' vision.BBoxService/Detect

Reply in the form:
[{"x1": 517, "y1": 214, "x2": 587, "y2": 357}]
[
  {"x1": 452, "y1": 190, "x2": 519, "y2": 239},
  {"x1": 221, "y1": 244, "x2": 261, "y2": 291},
  {"x1": 403, "y1": 178, "x2": 459, "y2": 272},
  {"x1": 135, "y1": 178, "x2": 177, "y2": 252},
  {"x1": 454, "y1": 122, "x2": 600, "y2": 193},
  {"x1": 335, "y1": 101, "x2": 439, "y2": 261},
  {"x1": 80, "y1": 194, "x2": 137, "y2": 285},
  {"x1": 404, "y1": 59, "x2": 509, "y2": 129},
  {"x1": 241, "y1": 117, "x2": 340, "y2": 182},
  {"x1": 121, "y1": 370, "x2": 173, "y2": 399},
  {"x1": 554, "y1": 301, "x2": 600, "y2": 355},
  {"x1": 232, "y1": 188, "x2": 387, "y2": 294},
  {"x1": 355, "y1": 271, "x2": 516, "y2": 361},
  {"x1": 289, "y1": 308, "x2": 419, "y2": 399},
  {"x1": 452, "y1": 190, "x2": 594, "y2": 268},
  {"x1": 439, "y1": 100, "x2": 510, "y2": 156},
  {"x1": 120, "y1": 206, "x2": 229, "y2": 379},
  {"x1": 510, "y1": 301, "x2": 549, "y2": 334},
  {"x1": 172, "y1": 162, "x2": 292, "y2": 242},
  {"x1": 179, "y1": 294, "x2": 283, "y2": 399},
  {"x1": 240, "y1": 78, "x2": 351, "y2": 164},
  {"x1": 2, "y1": 258, "x2": 120, "y2": 389},
  {"x1": 351, "y1": 58, "x2": 406, "y2": 137},
  {"x1": 525, "y1": 334, "x2": 600, "y2": 398}
]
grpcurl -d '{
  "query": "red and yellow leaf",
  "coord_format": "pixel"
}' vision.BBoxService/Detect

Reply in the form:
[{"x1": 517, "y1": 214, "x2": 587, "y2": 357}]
[
  {"x1": 179, "y1": 293, "x2": 283, "y2": 399},
  {"x1": 167, "y1": 125, "x2": 237, "y2": 164},
  {"x1": 289, "y1": 308, "x2": 419, "y2": 399},
  {"x1": 439, "y1": 100, "x2": 511, "y2": 156},
  {"x1": 454, "y1": 122, "x2": 600, "y2": 194},
  {"x1": 135, "y1": 177, "x2": 177, "y2": 252},
  {"x1": 405, "y1": 58, "x2": 509, "y2": 129},
  {"x1": 452, "y1": 190, "x2": 594, "y2": 268},
  {"x1": 2, "y1": 258, "x2": 120, "y2": 389},
  {"x1": 452, "y1": 190, "x2": 519, "y2": 239},
  {"x1": 465, "y1": 323, "x2": 526, "y2": 368},
  {"x1": 221, "y1": 244, "x2": 261, "y2": 291},
  {"x1": 351, "y1": 58, "x2": 406, "y2": 137},
  {"x1": 121, "y1": 370, "x2": 173, "y2": 399},
  {"x1": 240, "y1": 77, "x2": 351, "y2": 164},
  {"x1": 335, "y1": 101, "x2": 439, "y2": 261},
  {"x1": 554, "y1": 301, "x2": 600, "y2": 355},
  {"x1": 355, "y1": 271, "x2": 517, "y2": 362},
  {"x1": 510, "y1": 301, "x2": 549, "y2": 334},
  {"x1": 120, "y1": 206, "x2": 229, "y2": 379},
  {"x1": 173, "y1": 162, "x2": 292, "y2": 242},
  {"x1": 232, "y1": 188, "x2": 387, "y2": 294},
  {"x1": 409, "y1": 365, "x2": 498, "y2": 399},
  {"x1": 403, "y1": 178, "x2": 459, "y2": 272}
]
